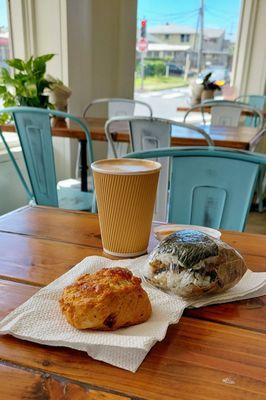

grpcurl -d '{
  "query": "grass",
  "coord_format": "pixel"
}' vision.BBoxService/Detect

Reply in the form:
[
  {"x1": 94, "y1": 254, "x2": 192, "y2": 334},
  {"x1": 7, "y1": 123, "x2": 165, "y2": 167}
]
[{"x1": 135, "y1": 75, "x2": 188, "y2": 91}]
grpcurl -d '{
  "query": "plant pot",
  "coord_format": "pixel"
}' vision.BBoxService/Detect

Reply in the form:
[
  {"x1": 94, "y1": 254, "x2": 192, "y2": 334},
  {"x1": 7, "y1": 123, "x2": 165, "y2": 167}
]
[
  {"x1": 201, "y1": 89, "x2": 215, "y2": 102},
  {"x1": 51, "y1": 116, "x2": 67, "y2": 128},
  {"x1": 49, "y1": 85, "x2": 72, "y2": 113},
  {"x1": 190, "y1": 82, "x2": 203, "y2": 105},
  {"x1": 49, "y1": 86, "x2": 72, "y2": 127}
]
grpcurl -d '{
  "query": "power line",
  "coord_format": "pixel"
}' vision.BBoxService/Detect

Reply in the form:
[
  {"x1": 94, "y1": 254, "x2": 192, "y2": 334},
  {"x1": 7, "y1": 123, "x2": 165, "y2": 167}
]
[
  {"x1": 206, "y1": 3, "x2": 238, "y2": 17},
  {"x1": 139, "y1": 8, "x2": 199, "y2": 18},
  {"x1": 137, "y1": 11, "x2": 198, "y2": 23},
  {"x1": 205, "y1": 7, "x2": 236, "y2": 22}
]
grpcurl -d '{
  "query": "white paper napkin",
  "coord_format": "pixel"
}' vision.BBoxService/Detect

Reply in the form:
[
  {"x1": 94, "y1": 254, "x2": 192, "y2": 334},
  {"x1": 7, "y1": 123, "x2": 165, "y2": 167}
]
[{"x1": 0, "y1": 255, "x2": 265, "y2": 372}]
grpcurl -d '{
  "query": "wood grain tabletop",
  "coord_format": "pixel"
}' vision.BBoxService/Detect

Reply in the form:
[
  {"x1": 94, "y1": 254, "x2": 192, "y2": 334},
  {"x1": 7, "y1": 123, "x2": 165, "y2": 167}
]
[
  {"x1": 0, "y1": 205, "x2": 265, "y2": 399},
  {"x1": 1, "y1": 118, "x2": 262, "y2": 150}
]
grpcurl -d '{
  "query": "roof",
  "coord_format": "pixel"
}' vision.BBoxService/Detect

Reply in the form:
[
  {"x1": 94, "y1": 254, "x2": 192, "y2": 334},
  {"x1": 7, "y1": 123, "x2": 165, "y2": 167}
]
[
  {"x1": 136, "y1": 31, "x2": 162, "y2": 43},
  {"x1": 147, "y1": 43, "x2": 191, "y2": 52},
  {"x1": 204, "y1": 28, "x2": 225, "y2": 39},
  {"x1": 148, "y1": 24, "x2": 224, "y2": 38},
  {"x1": 149, "y1": 24, "x2": 195, "y2": 34}
]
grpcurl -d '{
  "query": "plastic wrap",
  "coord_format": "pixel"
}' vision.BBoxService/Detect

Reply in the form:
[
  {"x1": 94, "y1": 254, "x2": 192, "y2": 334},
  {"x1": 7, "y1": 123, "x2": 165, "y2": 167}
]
[{"x1": 145, "y1": 229, "x2": 247, "y2": 298}]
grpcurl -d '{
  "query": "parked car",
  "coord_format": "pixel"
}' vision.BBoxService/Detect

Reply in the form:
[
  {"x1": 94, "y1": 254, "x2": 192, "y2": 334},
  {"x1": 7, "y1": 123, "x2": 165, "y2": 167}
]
[
  {"x1": 166, "y1": 63, "x2": 184, "y2": 76},
  {"x1": 198, "y1": 66, "x2": 230, "y2": 84}
]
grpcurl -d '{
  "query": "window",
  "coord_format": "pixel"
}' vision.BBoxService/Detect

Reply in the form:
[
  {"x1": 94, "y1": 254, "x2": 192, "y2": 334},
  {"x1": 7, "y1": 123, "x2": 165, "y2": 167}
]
[
  {"x1": 180, "y1": 34, "x2": 190, "y2": 43},
  {"x1": 0, "y1": 0, "x2": 11, "y2": 72},
  {"x1": 0, "y1": 0, "x2": 17, "y2": 152},
  {"x1": 164, "y1": 34, "x2": 169, "y2": 40}
]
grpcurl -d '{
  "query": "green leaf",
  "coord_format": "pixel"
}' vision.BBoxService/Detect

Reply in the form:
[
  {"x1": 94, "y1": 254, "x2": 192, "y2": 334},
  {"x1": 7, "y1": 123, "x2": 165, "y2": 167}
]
[
  {"x1": 34, "y1": 53, "x2": 54, "y2": 64},
  {"x1": 2, "y1": 91, "x2": 16, "y2": 107},
  {"x1": 1, "y1": 68, "x2": 14, "y2": 85},
  {"x1": 25, "y1": 56, "x2": 33, "y2": 74},
  {"x1": 25, "y1": 82, "x2": 37, "y2": 97},
  {"x1": 6, "y1": 58, "x2": 25, "y2": 71},
  {"x1": 0, "y1": 85, "x2": 7, "y2": 95},
  {"x1": 33, "y1": 58, "x2": 46, "y2": 78},
  {"x1": 0, "y1": 113, "x2": 11, "y2": 124}
]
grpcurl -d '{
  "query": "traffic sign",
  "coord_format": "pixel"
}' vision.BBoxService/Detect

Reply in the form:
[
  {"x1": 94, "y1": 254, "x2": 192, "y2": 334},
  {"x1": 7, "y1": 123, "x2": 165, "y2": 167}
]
[{"x1": 137, "y1": 38, "x2": 148, "y2": 53}]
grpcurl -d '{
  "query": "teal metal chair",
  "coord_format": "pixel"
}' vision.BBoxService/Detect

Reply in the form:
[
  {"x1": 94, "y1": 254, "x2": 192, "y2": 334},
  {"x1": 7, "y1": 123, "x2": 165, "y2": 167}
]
[
  {"x1": 124, "y1": 147, "x2": 266, "y2": 231},
  {"x1": 0, "y1": 107, "x2": 95, "y2": 210},
  {"x1": 235, "y1": 95, "x2": 266, "y2": 129},
  {"x1": 184, "y1": 100, "x2": 264, "y2": 129},
  {"x1": 235, "y1": 95, "x2": 266, "y2": 211},
  {"x1": 235, "y1": 95, "x2": 266, "y2": 114},
  {"x1": 105, "y1": 116, "x2": 213, "y2": 221}
]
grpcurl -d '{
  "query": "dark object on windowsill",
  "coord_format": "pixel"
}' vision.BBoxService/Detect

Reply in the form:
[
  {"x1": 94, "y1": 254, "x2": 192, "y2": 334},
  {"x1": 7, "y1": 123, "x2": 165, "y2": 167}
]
[{"x1": 201, "y1": 72, "x2": 222, "y2": 101}]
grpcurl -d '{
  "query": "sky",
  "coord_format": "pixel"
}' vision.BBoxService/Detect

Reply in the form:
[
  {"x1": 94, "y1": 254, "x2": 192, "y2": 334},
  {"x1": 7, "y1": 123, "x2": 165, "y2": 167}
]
[
  {"x1": 0, "y1": 0, "x2": 241, "y2": 40},
  {"x1": 137, "y1": 0, "x2": 241, "y2": 40},
  {"x1": 0, "y1": 0, "x2": 8, "y2": 27}
]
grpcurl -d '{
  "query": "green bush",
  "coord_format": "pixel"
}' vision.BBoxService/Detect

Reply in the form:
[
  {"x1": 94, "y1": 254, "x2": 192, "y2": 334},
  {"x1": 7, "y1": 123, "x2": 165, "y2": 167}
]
[
  {"x1": 135, "y1": 59, "x2": 166, "y2": 77},
  {"x1": 144, "y1": 60, "x2": 166, "y2": 77}
]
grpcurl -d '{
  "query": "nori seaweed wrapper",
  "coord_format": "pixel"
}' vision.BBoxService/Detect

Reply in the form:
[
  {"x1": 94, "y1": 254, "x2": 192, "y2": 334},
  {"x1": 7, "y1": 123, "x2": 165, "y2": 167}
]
[{"x1": 150, "y1": 229, "x2": 219, "y2": 269}]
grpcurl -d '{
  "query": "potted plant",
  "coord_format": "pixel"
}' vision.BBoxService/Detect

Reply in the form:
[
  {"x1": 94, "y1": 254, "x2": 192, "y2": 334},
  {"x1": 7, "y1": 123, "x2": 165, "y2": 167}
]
[
  {"x1": 201, "y1": 72, "x2": 222, "y2": 101},
  {"x1": 190, "y1": 79, "x2": 204, "y2": 105},
  {"x1": 0, "y1": 54, "x2": 55, "y2": 124}
]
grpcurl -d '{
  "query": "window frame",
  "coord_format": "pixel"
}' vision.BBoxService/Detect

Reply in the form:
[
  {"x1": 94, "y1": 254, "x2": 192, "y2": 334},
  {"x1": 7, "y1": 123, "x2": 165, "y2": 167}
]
[{"x1": 0, "y1": 0, "x2": 20, "y2": 151}]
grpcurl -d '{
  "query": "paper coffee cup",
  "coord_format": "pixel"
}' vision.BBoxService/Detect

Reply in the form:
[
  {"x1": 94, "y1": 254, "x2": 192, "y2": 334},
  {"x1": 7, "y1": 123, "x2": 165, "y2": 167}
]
[{"x1": 91, "y1": 158, "x2": 161, "y2": 257}]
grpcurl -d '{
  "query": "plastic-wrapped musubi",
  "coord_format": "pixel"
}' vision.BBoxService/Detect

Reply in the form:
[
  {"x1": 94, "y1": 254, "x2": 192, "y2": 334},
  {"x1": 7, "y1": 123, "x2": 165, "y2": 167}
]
[{"x1": 145, "y1": 230, "x2": 247, "y2": 298}]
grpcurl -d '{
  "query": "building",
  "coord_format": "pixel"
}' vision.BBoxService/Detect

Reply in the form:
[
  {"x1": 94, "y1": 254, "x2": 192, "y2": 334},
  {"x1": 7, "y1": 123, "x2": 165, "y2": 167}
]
[
  {"x1": 137, "y1": 23, "x2": 232, "y2": 68},
  {"x1": 0, "y1": 29, "x2": 10, "y2": 68}
]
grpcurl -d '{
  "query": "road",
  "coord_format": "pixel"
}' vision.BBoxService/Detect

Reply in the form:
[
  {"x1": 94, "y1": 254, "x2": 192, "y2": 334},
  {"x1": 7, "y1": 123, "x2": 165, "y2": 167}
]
[{"x1": 135, "y1": 86, "x2": 191, "y2": 121}]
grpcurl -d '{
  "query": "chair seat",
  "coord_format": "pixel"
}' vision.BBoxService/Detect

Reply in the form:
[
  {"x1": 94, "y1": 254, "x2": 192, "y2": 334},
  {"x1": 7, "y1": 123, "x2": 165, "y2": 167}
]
[
  {"x1": 57, "y1": 179, "x2": 94, "y2": 210},
  {"x1": 57, "y1": 177, "x2": 93, "y2": 190}
]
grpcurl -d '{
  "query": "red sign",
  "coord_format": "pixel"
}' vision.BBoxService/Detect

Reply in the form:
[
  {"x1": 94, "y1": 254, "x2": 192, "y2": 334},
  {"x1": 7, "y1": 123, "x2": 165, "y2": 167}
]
[{"x1": 137, "y1": 38, "x2": 148, "y2": 53}]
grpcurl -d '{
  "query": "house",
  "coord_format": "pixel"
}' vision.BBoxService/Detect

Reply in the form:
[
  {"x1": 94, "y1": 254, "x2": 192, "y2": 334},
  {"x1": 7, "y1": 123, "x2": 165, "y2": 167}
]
[
  {"x1": 0, "y1": 29, "x2": 9, "y2": 68},
  {"x1": 137, "y1": 23, "x2": 231, "y2": 68}
]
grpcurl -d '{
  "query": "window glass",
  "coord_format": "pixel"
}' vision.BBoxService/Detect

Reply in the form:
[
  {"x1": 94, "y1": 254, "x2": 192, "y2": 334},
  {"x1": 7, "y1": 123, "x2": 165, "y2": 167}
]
[
  {"x1": 135, "y1": 0, "x2": 242, "y2": 119},
  {"x1": 181, "y1": 34, "x2": 190, "y2": 43},
  {"x1": 0, "y1": 0, "x2": 11, "y2": 72},
  {"x1": 0, "y1": 0, "x2": 17, "y2": 148}
]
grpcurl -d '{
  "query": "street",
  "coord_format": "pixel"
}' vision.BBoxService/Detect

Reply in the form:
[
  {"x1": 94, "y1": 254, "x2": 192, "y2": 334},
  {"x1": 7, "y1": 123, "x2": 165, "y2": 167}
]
[
  {"x1": 135, "y1": 86, "x2": 190, "y2": 121},
  {"x1": 135, "y1": 85, "x2": 211, "y2": 124}
]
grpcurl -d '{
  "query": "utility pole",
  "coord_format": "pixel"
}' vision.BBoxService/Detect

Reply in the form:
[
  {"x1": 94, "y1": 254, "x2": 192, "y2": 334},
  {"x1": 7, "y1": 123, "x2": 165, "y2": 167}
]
[{"x1": 197, "y1": 0, "x2": 204, "y2": 73}]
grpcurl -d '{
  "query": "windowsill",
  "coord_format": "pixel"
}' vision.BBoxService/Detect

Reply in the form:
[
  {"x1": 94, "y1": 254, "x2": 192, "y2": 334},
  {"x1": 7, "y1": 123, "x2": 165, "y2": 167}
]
[
  {"x1": 0, "y1": 146, "x2": 22, "y2": 162},
  {"x1": 0, "y1": 132, "x2": 20, "y2": 154}
]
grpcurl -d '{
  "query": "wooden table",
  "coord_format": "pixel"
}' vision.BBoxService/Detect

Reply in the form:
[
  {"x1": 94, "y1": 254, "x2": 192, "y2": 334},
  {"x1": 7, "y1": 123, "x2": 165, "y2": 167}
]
[
  {"x1": 1, "y1": 119, "x2": 262, "y2": 193},
  {"x1": 0, "y1": 205, "x2": 265, "y2": 399},
  {"x1": 57, "y1": 118, "x2": 262, "y2": 149},
  {"x1": 1, "y1": 117, "x2": 261, "y2": 149},
  {"x1": 177, "y1": 105, "x2": 266, "y2": 118}
]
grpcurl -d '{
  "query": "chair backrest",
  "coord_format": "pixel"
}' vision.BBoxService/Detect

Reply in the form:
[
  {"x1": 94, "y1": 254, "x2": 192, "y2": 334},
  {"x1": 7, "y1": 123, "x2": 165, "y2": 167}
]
[
  {"x1": 235, "y1": 95, "x2": 266, "y2": 127},
  {"x1": 106, "y1": 117, "x2": 213, "y2": 221},
  {"x1": 184, "y1": 100, "x2": 264, "y2": 130},
  {"x1": 124, "y1": 147, "x2": 266, "y2": 231},
  {"x1": 83, "y1": 98, "x2": 152, "y2": 158},
  {"x1": 83, "y1": 98, "x2": 153, "y2": 119},
  {"x1": 235, "y1": 95, "x2": 266, "y2": 111},
  {"x1": 0, "y1": 107, "x2": 94, "y2": 207}
]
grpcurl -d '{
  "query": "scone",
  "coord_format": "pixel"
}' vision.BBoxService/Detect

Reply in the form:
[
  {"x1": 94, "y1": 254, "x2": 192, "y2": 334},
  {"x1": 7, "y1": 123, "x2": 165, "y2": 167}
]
[
  {"x1": 146, "y1": 229, "x2": 247, "y2": 298},
  {"x1": 60, "y1": 267, "x2": 152, "y2": 330}
]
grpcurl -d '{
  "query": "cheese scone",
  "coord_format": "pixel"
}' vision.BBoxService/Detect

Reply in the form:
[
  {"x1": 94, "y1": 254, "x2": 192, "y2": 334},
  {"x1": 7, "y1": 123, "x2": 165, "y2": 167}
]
[{"x1": 60, "y1": 267, "x2": 152, "y2": 330}]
